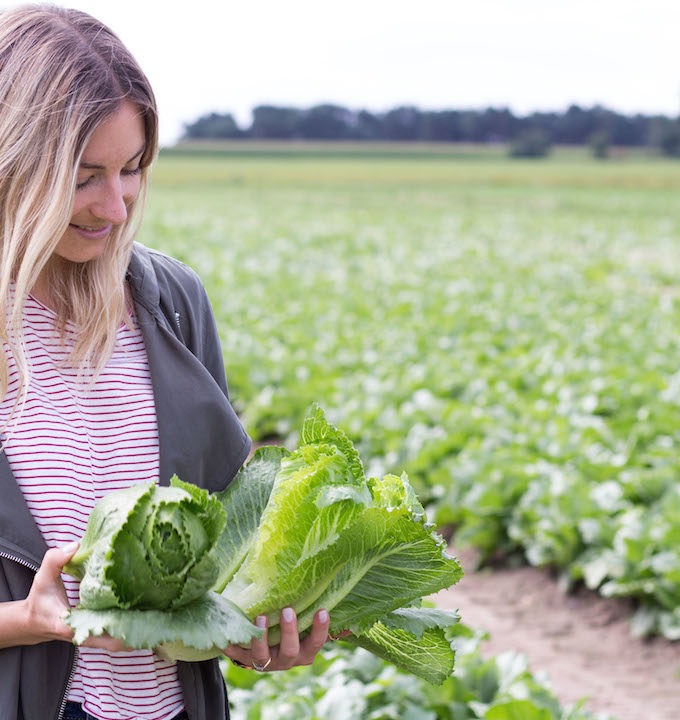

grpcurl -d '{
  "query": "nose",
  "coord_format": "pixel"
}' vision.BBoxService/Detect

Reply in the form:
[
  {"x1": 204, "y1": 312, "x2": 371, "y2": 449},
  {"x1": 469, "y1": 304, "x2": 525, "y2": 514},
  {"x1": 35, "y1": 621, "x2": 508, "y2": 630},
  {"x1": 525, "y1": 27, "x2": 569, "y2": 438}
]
[{"x1": 90, "y1": 177, "x2": 130, "y2": 226}]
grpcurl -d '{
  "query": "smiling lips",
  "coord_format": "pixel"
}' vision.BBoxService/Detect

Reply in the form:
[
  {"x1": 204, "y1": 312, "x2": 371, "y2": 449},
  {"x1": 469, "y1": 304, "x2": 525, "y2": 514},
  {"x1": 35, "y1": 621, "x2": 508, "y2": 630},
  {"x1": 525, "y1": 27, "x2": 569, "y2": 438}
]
[{"x1": 69, "y1": 223, "x2": 112, "y2": 239}]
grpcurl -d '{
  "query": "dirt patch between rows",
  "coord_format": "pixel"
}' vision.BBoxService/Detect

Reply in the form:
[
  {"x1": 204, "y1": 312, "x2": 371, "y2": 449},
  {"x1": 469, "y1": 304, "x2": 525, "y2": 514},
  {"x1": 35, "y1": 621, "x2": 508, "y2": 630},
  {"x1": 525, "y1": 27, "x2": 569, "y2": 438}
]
[{"x1": 431, "y1": 549, "x2": 680, "y2": 720}]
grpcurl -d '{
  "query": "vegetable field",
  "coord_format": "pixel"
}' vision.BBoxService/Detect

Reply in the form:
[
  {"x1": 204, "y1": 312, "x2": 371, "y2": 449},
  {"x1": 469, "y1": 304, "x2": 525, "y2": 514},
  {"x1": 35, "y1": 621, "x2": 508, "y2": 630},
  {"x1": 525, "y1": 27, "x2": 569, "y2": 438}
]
[
  {"x1": 141, "y1": 144, "x2": 680, "y2": 716},
  {"x1": 223, "y1": 625, "x2": 608, "y2": 720}
]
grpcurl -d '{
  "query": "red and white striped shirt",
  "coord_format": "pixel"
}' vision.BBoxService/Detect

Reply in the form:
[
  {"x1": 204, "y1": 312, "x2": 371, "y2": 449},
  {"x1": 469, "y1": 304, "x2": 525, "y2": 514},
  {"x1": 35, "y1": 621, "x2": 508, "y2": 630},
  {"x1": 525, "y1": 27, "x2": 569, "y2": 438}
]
[{"x1": 0, "y1": 293, "x2": 184, "y2": 720}]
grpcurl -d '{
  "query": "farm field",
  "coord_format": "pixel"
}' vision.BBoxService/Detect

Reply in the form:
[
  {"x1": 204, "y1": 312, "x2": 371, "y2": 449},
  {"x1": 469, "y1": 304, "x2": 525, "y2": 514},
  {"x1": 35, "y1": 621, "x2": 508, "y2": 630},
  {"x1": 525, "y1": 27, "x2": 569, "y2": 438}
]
[{"x1": 140, "y1": 144, "x2": 680, "y2": 717}]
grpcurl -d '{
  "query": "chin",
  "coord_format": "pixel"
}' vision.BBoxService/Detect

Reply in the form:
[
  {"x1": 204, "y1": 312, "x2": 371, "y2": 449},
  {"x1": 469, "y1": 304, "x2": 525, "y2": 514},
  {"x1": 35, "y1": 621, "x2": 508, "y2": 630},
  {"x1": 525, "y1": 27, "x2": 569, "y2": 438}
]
[
  {"x1": 54, "y1": 246, "x2": 108, "y2": 264},
  {"x1": 53, "y1": 230, "x2": 112, "y2": 263}
]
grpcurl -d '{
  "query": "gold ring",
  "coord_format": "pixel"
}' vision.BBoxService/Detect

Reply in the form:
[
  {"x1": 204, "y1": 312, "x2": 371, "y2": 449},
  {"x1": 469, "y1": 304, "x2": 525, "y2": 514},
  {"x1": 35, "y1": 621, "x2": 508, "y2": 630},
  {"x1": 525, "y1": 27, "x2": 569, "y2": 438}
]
[{"x1": 252, "y1": 657, "x2": 272, "y2": 672}]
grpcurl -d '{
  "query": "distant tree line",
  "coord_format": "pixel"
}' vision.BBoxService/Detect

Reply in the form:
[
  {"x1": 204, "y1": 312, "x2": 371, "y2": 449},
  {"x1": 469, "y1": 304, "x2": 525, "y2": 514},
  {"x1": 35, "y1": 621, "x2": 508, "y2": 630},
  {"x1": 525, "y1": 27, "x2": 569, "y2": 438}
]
[{"x1": 182, "y1": 104, "x2": 680, "y2": 156}]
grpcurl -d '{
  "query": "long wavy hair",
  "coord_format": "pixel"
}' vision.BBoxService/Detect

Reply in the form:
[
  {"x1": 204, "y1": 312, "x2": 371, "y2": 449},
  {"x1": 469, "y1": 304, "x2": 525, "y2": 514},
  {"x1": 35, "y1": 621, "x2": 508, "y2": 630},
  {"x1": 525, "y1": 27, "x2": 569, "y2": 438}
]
[{"x1": 0, "y1": 4, "x2": 159, "y2": 423}]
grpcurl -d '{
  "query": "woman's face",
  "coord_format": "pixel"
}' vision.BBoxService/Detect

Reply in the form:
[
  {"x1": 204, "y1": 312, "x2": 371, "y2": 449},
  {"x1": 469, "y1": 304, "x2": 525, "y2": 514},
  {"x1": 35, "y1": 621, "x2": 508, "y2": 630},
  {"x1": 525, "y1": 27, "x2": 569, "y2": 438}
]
[{"x1": 55, "y1": 100, "x2": 146, "y2": 263}]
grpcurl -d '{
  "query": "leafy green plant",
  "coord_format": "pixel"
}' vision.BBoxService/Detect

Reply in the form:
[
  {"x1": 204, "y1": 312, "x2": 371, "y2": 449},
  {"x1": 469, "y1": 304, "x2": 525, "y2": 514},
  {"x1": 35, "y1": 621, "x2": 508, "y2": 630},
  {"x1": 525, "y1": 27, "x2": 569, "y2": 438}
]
[
  {"x1": 65, "y1": 479, "x2": 225, "y2": 610},
  {"x1": 64, "y1": 478, "x2": 263, "y2": 654},
  {"x1": 65, "y1": 407, "x2": 462, "y2": 683}
]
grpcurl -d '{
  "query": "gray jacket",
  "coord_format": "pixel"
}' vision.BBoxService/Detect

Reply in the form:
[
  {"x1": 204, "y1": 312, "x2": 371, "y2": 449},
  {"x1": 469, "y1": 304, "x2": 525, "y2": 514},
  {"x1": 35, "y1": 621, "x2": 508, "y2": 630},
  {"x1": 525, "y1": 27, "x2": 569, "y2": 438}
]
[{"x1": 0, "y1": 242, "x2": 251, "y2": 720}]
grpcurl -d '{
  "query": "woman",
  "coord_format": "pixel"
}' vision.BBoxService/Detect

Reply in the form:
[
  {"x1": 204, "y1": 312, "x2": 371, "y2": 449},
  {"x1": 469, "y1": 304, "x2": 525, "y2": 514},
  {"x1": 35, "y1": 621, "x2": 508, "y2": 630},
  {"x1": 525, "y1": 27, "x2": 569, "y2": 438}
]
[{"x1": 0, "y1": 5, "x2": 330, "y2": 720}]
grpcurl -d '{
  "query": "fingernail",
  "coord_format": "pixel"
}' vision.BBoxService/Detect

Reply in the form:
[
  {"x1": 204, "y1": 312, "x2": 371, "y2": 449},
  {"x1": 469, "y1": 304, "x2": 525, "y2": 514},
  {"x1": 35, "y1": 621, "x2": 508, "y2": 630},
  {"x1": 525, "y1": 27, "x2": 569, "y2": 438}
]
[
  {"x1": 255, "y1": 615, "x2": 267, "y2": 629},
  {"x1": 282, "y1": 607, "x2": 294, "y2": 623},
  {"x1": 318, "y1": 609, "x2": 329, "y2": 623},
  {"x1": 62, "y1": 541, "x2": 78, "y2": 553}
]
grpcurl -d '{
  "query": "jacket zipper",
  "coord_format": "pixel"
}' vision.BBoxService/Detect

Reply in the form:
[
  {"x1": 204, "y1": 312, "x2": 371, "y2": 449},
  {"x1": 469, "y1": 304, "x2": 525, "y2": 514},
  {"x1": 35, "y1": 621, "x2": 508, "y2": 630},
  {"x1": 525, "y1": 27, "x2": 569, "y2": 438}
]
[
  {"x1": 57, "y1": 646, "x2": 78, "y2": 720},
  {"x1": 174, "y1": 311, "x2": 183, "y2": 339},
  {"x1": 0, "y1": 549, "x2": 38, "y2": 571},
  {"x1": 0, "y1": 550, "x2": 77, "y2": 720}
]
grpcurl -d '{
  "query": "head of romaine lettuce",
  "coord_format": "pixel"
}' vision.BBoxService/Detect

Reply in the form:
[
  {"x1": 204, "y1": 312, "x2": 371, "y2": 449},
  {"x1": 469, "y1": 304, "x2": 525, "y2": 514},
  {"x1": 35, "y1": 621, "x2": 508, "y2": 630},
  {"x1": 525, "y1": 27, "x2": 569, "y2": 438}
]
[
  {"x1": 212, "y1": 405, "x2": 463, "y2": 683},
  {"x1": 64, "y1": 477, "x2": 226, "y2": 610}
]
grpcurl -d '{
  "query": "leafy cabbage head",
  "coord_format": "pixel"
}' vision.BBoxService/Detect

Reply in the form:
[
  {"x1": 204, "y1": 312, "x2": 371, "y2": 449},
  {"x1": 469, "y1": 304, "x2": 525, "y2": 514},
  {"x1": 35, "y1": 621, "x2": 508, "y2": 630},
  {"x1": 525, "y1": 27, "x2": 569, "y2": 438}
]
[
  {"x1": 220, "y1": 406, "x2": 462, "y2": 646},
  {"x1": 64, "y1": 477, "x2": 226, "y2": 611}
]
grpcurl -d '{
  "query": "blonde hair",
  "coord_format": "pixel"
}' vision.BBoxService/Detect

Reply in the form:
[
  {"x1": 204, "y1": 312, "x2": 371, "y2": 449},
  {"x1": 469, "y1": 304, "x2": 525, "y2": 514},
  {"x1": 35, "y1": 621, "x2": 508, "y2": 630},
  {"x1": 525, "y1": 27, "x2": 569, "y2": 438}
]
[{"x1": 0, "y1": 4, "x2": 158, "y2": 420}]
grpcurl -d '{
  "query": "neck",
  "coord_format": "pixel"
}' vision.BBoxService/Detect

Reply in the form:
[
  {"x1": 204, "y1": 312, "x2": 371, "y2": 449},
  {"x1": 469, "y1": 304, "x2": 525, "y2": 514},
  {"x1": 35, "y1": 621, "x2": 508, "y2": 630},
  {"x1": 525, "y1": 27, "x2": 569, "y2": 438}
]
[
  {"x1": 29, "y1": 260, "x2": 131, "y2": 314},
  {"x1": 29, "y1": 265, "x2": 53, "y2": 308}
]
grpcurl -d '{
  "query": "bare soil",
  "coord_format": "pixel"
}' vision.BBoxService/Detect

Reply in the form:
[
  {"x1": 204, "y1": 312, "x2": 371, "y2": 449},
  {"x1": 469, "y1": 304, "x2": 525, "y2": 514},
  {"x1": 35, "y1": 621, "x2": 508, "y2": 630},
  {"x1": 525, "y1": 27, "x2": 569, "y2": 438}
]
[{"x1": 431, "y1": 548, "x2": 680, "y2": 720}]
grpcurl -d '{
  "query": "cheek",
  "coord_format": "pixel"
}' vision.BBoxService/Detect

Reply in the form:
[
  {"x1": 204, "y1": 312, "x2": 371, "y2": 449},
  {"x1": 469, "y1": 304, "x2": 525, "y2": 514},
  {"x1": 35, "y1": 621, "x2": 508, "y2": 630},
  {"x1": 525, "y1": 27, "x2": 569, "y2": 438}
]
[
  {"x1": 124, "y1": 175, "x2": 143, "y2": 203},
  {"x1": 70, "y1": 191, "x2": 90, "y2": 220}
]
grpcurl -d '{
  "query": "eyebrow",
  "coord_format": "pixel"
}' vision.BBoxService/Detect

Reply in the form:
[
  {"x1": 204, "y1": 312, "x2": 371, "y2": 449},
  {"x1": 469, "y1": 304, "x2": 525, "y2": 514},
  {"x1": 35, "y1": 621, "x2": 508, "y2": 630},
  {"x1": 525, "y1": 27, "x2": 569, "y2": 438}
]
[{"x1": 79, "y1": 145, "x2": 145, "y2": 170}]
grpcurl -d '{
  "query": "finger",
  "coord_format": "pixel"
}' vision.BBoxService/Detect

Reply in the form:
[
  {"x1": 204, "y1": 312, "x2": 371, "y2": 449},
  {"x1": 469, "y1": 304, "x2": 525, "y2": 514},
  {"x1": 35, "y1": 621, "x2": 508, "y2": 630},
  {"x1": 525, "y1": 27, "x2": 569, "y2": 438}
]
[
  {"x1": 39, "y1": 542, "x2": 79, "y2": 583},
  {"x1": 82, "y1": 632, "x2": 129, "y2": 652},
  {"x1": 50, "y1": 607, "x2": 76, "y2": 643},
  {"x1": 222, "y1": 644, "x2": 253, "y2": 667},
  {"x1": 298, "y1": 609, "x2": 329, "y2": 664},
  {"x1": 250, "y1": 615, "x2": 270, "y2": 668},
  {"x1": 276, "y1": 607, "x2": 300, "y2": 668}
]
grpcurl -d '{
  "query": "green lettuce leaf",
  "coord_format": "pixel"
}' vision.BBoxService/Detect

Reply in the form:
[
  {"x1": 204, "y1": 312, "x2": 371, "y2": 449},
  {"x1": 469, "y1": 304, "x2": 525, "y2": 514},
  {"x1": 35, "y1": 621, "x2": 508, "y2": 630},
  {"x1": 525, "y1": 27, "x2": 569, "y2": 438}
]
[
  {"x1": 484, "y1": 701, "x2": 553, "y2": 720},
  {"x1": 220, "y1": 407, "x2": 463, "y2": 669},
  {"x1": 379, "y1": 606, "x2": 461, "y2": 637},
  {"x1": 67, "y1": 591, "x2": 262, "y2": 658},
  {"x1": 342, "y1": 606, "x2": 460, "y2": 685},
  {"x1": 212, "y1": 446, "x2": 289, "y2": 593}
]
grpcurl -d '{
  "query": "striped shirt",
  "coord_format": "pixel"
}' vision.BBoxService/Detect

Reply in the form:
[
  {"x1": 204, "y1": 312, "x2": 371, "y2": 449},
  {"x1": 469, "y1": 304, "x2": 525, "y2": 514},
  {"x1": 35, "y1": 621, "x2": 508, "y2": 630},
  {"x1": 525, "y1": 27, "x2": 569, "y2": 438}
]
[{"x1": 0, "y1": 293, "x2": 184, "y2": 720}]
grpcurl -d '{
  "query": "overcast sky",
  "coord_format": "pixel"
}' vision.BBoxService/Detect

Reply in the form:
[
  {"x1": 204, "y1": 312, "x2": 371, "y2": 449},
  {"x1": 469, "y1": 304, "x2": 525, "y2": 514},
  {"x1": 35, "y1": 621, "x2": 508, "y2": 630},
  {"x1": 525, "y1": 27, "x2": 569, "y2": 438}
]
[{"x1": 1, "y1": 0, "x2": 678, "y2": 145}]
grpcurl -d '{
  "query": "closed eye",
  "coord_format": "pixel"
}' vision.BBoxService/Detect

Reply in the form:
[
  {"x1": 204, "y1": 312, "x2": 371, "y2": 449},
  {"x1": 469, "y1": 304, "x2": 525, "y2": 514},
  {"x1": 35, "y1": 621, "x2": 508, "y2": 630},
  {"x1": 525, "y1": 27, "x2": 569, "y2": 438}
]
[
  {"x1": 76, "y1": 166, "x2": 141, "y2": 191},
  {"x1": 76, "y1": 175, "x2": 94, "y2": 190}
]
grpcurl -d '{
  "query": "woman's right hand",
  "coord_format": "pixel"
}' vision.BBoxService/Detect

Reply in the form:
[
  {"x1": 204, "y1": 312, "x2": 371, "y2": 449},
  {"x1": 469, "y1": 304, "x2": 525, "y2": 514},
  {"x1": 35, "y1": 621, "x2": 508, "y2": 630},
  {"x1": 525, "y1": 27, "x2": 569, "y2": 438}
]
[
  {"x1": 22, "y1": 542, "x2": 79, "y2": 644},
  {"x1": 21, "y1": 542, "x2": 129, "y2": 651}
]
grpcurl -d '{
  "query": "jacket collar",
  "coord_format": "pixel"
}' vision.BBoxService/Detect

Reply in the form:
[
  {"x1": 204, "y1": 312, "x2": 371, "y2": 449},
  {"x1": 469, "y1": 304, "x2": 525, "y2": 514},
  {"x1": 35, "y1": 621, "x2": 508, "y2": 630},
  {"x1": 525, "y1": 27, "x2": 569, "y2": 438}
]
[{"x1": 126, "y1": 242, "x2": 160, "y2": 315}]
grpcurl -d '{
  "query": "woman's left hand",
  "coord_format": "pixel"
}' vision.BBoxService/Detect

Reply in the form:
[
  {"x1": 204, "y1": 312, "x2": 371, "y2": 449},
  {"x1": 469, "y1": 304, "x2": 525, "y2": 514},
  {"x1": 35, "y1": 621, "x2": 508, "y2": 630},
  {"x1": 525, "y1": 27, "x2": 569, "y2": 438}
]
[{"x1": 222, "y1": 607, "x2": 329, "y2": 671}]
